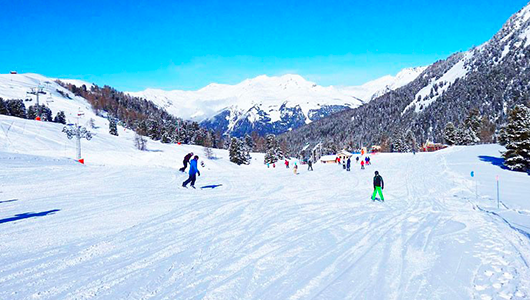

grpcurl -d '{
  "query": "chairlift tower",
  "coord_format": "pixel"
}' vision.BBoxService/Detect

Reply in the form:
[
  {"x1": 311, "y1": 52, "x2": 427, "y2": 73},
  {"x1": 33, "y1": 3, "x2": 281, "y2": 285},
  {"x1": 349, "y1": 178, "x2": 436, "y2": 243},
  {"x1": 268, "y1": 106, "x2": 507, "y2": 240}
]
[
  {"x1": 26, "y1": 86, "x2": 46, "y2": 116},
  {"x1": 62, "y1": 110, "x2": 92, "y2": 163}
]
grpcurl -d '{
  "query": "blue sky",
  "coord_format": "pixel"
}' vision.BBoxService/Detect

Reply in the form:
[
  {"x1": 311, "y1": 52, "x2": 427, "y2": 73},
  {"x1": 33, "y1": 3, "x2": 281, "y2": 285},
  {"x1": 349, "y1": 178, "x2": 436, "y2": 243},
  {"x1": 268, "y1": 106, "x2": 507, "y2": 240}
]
[{"x1": 1, "y1": 0, "x2": 529, "y2": 91}]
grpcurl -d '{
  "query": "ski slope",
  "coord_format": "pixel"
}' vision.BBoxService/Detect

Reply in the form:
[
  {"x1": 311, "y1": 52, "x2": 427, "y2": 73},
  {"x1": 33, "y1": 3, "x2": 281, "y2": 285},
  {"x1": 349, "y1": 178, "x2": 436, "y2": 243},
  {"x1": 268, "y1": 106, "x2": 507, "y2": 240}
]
[{"x1": 1, "y1": 115, "x2": 530, "y2": 300}]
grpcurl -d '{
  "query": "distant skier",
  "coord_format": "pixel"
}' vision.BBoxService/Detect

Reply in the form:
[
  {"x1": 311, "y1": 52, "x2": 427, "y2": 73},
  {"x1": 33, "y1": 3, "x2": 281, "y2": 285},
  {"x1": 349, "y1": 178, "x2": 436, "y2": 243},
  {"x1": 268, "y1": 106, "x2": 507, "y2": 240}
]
[
  {"x1": 342, "y1": 159, "x2": 346, "y2": 170},
  {"x1": 179, "y1": 152, "x2": 194, "y2": 172},
  {"x1": 182, "y1": 155, "x2": 200, "y2": 188},
  {"x1": 356, "y1": 156, "x2": 359, "y2": 163},
  {"x1": 372, "y1": 171, "x2": 384, "y2": 202},
  {"x1": 285, "y1": 159, "x2": 290, "y2": 168},
  {"x1": 366, "y1": 156, "x2": 371, "y2": 165},
  {"x1": 293, "y1": 163, "x2": 299, "y2": 175},
  {"x1": 346, "y1": 157, "x2": 351, "y2": 171},
  {"x1": 267, "y1": 162, "x2": 270, "y2": 168},
  {"x1": 308, "y1": 159, "x2": 313, "y2": 171},
  {"x1": 361, "y1": 160, "x2": 365, "y2": 170}
]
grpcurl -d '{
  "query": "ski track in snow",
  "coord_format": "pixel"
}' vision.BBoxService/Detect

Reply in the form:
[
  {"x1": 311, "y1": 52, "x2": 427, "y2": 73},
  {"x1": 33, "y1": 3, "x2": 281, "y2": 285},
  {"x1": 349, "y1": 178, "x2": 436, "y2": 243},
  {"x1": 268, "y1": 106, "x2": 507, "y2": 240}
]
[{"x1": 1, "y1": 147, "x2": 530, "y2": 299}]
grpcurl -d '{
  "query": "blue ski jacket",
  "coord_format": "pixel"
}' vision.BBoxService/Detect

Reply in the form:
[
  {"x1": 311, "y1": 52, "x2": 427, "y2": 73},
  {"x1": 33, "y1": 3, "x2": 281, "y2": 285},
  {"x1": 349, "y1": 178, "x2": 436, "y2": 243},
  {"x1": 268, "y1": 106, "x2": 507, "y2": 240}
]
[{"x1": 189, "y1": 159, "x2": 199, "y2": 175}]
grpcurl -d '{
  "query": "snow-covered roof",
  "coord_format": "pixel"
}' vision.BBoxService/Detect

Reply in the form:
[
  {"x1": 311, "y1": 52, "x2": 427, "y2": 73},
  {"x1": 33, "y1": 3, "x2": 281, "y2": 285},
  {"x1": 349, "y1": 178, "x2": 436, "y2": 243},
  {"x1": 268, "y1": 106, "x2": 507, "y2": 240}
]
[
  {"x1": 338, "y1": 150, "x2": 353, "y2": 156},
  {"x1": 320, "y1": 155, "x2": 337, "y2": 161}
]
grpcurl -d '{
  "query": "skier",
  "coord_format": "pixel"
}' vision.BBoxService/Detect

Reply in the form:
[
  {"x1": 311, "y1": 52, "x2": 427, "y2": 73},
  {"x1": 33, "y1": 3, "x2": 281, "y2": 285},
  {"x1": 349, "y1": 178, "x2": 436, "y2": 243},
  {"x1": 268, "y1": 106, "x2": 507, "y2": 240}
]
[
  {"x1": 293, "y1": 162, "x2": 298, "y2": 175},
  {"x1": 267, "y1": 162, "x2": 270, "y2": 168},
  {"x1": 346, "y1": 157, "x2": 351, "y2": 171},
  {"x1": 182, "y1": 155, "x2": 200, "y2": 188},
  {"x1": 179, "y1": 152, "x2": 194, "y2": 172},
  {"x1": 372, "y1": 171, "x2": 384, "y2": 202},
  {"x1": 366, "y1": 156, "x2": 371, "y2": 165},
  {"x1": 356, "y1": 156, "x2": 359, "y2": 163},
  {"x1": 308, "y1": 159, "x2": 313, "y2": 171},
  {"x1": 342, "y1": 159, "x2": 346, "y2": 170},
  {"x1": 285, "y1": 159, "x2": 290, "y2": 168},
  {"x1": 361, "y1": 160, "x2": 365, "y2": 170}
]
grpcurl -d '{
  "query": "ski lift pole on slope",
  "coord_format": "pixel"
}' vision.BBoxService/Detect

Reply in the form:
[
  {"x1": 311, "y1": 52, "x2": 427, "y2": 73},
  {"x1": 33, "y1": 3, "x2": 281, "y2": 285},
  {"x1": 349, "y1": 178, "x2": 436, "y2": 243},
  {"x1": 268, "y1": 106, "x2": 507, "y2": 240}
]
[
  {"x1": 62, "y1": 110, "x2": 92, "y2": 164},
  {"x1": 470, "y1": 171, "x2": 477, "y2": 200}
]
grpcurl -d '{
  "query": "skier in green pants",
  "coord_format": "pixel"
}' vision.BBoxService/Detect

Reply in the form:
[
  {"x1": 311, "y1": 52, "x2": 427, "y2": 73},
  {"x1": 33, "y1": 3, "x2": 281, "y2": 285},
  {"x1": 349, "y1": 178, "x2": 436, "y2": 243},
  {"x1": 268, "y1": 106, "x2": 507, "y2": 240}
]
[{"x1": 372, "y1": 171, "x2": 384, "y2": 202}]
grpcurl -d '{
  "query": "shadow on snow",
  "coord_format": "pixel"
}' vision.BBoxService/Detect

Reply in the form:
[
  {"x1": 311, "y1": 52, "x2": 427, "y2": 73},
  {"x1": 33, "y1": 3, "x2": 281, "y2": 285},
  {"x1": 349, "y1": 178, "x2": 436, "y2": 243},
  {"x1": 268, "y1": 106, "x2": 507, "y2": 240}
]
[
  {"x1": 478, "y1": 155, "x2": 509, "y2": 170},
  {"x1": 0, "y1": 209, "x2": 60, "y2": 224},
  {"x1": 0, "y1": 199, "x2": 18, "y2": 204}
]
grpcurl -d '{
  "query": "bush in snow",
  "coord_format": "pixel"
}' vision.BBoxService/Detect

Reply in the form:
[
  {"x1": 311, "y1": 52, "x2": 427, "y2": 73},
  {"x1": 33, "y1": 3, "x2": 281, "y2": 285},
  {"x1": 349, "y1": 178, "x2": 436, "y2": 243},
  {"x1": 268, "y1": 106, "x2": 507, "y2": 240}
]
[
  {"x1": 109, "y1": 118, "x2": 119, "y2": 136},
  {"x1": 88, "y1": 118, "x2": 97, "y2": 129},
  {"x1": 134, "y1": 133, "x2": 147, "y2": 151},
  {"x1": 499, "y1": 104, "x2": 530, "y2": 172},
  {"x1": 204, "y1": 147, "x2": 215, "y2": 159}
]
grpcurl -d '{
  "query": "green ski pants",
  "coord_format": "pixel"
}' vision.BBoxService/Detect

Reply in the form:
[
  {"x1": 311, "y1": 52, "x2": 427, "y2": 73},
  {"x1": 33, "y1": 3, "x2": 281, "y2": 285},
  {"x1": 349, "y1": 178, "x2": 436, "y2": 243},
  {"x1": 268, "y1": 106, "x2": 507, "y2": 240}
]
[{"x1": 372, "y1": 186, "x2": 384, "y2": 201}]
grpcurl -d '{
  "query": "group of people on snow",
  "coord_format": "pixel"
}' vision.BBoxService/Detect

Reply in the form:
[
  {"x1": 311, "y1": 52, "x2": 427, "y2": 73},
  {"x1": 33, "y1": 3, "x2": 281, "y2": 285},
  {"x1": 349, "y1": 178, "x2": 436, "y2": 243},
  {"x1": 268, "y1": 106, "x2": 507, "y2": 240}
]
[
  {"x1": 180, "y1": 152, "x2": 200, "y2": 188},
  {"x1": 177, "y1": 150, "x2": 384, "y2": 202}
]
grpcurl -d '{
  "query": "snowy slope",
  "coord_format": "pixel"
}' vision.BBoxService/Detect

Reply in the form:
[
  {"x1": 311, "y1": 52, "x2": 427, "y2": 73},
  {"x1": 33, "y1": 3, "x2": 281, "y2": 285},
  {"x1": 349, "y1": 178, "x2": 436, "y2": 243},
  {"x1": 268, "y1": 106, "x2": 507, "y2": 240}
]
[
  {"x1": 0, "y1": 73, "x2": 106, "y2": 129},
  {"x1": 128, "y1": 69, "x2": 425, "y2": 136},
  {"x1": 1, "y1": 114, "x2": 529, "y2": 299},
  {"x1": 403, "y1": 2, "x2": 530, "y2": 115}
]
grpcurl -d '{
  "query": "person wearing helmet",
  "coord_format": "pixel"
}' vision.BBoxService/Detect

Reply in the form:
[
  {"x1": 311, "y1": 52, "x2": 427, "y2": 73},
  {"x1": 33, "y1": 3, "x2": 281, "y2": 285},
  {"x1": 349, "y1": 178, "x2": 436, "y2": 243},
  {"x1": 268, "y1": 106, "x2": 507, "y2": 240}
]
[{"x1": 372, "y1": 171, "x2": 384, "y2": 202}]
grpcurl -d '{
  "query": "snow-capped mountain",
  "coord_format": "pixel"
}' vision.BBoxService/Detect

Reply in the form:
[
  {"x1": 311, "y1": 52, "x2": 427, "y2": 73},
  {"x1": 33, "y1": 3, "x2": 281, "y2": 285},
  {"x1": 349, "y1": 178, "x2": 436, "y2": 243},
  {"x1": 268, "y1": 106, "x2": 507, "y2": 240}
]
[
  {"x1": 282, "y1": 1, "x2": 530, "y2": 152},
  {"x1": 129, "y1": 69, "x2": 425, "y2": 136}
]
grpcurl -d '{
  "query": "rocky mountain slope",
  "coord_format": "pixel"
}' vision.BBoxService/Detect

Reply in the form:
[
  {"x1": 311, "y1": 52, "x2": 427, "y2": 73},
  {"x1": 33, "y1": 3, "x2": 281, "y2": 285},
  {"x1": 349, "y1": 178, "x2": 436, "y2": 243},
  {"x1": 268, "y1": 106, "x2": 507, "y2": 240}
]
[
  {"x1": 129, "y1": 69, "x2": 424, "y2": 137},
  {"x1": 281, "y1": 2, "x2": 530, "y2": 154}
]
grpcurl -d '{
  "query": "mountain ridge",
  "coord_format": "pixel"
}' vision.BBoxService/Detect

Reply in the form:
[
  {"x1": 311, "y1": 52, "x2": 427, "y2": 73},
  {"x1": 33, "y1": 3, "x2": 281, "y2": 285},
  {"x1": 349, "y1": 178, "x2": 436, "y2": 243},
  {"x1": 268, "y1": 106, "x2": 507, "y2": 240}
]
[{"x1": 128, "y1": 68, "x2": 425, "y2": 136}]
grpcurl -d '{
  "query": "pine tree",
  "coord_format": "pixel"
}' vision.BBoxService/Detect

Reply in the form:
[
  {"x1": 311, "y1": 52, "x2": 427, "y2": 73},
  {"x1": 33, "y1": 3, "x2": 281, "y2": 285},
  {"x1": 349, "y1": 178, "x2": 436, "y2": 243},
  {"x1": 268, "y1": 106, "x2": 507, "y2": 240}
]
[
  {"x1": 458, "y1": 108, "x2": 481, "y2": 145},
  {"x1": 264, "y1": 134, "x2": 283, "y2": 164},
  {"x1": 229, "y1": 137, "x2": 250, "y2": 165},
  {"x1": 500, "y1": 105, "x2": 530, "y2": 172},
  {"x1": 109, "y1": 118, "x2": 119, "y2": 136},
  {"x1": 405, "y1": 130, "x2": 416, "y2": 152},
  {"x1": 444, "y1": 122, "x2": 458, "y2": 145},
  {"x1": 54, "y1": 111, "x2": 66, "y2": 124},
  {"x1": 40, "y1": 105, "x2": 53, "y2": 121},
  {"x1": 27, "y1": 105, "x2": 37, "y2": 119},
  {"x1": 6, "y1": 100, "x2": 26, "y2": 118},
  {"x1": 391, "y1": 136, "x2": 406, "y2": 152},
  {"x1": 244, "y1": 134, "x2": 254, "y2": 151},
  {"x1": 0, "y1": 98, "x2": 8, "y2": 115}
]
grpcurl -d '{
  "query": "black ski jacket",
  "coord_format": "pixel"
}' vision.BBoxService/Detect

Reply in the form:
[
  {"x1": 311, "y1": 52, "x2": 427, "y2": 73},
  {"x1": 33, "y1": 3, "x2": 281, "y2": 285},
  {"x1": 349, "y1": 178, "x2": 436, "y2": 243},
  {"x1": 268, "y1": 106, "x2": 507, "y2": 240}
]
[
  {"x1": 373, "y1": 175, "x2": 384, "y2": 189},
  {"x1": 183, "y1": 153, "x2": 193, "y2": 163}
]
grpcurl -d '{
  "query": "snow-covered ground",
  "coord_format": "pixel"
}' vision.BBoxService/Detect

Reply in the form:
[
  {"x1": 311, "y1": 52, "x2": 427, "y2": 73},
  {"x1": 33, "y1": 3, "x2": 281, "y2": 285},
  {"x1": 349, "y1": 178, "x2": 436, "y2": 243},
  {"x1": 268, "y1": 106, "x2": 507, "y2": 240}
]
[{"x1": 1, "y1": 115, "x2": 530, "y2": 300}]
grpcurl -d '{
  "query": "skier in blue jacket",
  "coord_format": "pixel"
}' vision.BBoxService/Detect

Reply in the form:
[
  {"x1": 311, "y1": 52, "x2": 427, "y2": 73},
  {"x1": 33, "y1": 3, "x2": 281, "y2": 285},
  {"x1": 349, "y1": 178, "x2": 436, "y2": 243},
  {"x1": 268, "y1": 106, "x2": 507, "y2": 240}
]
[{"x1": 182, "y1": 155, "x2": 200, "y2": 188}]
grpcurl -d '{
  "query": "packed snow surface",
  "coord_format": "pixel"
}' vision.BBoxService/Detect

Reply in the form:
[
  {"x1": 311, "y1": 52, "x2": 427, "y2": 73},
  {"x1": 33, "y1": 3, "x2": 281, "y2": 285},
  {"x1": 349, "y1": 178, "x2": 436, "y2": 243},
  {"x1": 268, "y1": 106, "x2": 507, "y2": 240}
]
[{"x1": 1, "y1": 115, "x2": 530, "y2": 299}]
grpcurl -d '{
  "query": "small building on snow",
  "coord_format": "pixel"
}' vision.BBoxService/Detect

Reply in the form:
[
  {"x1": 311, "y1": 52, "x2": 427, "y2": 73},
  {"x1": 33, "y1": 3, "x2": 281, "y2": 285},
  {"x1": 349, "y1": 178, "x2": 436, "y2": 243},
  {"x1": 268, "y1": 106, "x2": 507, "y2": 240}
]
[
  {"x1": 422, "y1": 141, "x2": 447, "y2": 152},
  {"x1": 337, "y1": 150, "x2": 353, "y2": 162},
  {"x1": 320, "y1": 155, "x2": 337, "y2": 164}
]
